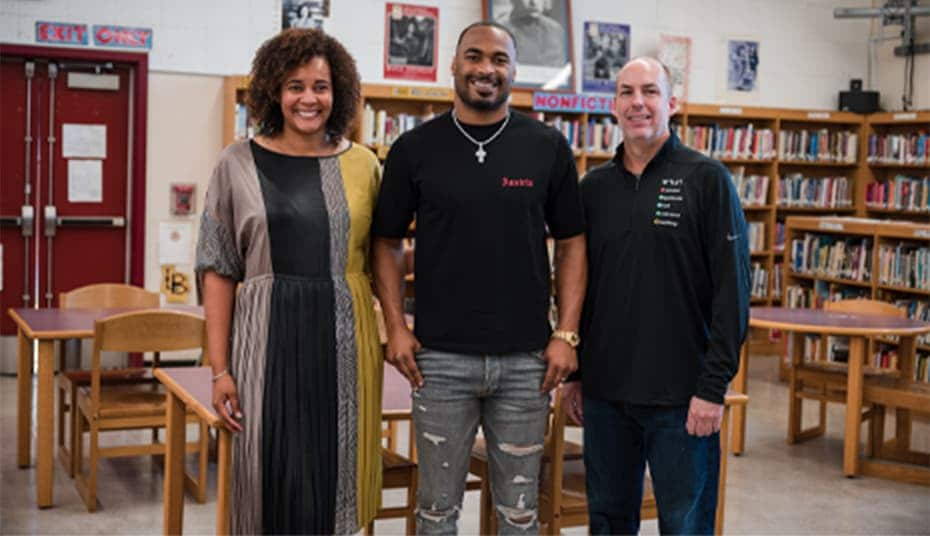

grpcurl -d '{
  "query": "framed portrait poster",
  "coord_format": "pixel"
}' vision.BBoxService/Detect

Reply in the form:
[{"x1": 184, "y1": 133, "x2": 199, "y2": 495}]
[
  {"x1": 384, "y1": 3, "x2": 439, "y2": 82},
  {"x1": 281, "y1": 0, "x2": 329, "y2": 30},
  {"x1": 727, "y1": 40, "x2": 759, "y2": 92},
  {"x1": 658, "y1": 34, "x2": 691, "y2": 102},
  {"x1": 582, "y1": 21, "x2": 630, "y2": 93},
  {"x1": 484, "y1": 0, "x2": 574, "y2": 90}
]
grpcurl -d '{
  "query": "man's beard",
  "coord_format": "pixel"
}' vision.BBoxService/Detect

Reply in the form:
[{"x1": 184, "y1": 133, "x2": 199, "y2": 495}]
[{"x1": 455, "y1": 75, "x2": 510, "y2": 111}]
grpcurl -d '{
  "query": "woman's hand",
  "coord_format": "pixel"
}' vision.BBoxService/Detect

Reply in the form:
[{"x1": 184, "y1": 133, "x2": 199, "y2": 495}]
[{"x1": 212, "y1": 374, "x2": 243, "y2": 432}]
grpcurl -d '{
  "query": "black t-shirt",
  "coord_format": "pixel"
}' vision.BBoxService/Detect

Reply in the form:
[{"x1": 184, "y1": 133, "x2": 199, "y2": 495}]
[{"x1": 372, "y1": 111, "x2": 584, "y2": 354}]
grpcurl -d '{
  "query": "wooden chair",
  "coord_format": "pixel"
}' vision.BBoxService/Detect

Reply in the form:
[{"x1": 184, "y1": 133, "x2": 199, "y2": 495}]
[
  {"x1": 859, "y1": 314, "x2": 930, "y2": 485},
  {"x1": 367, "y1": 414, "x2": 418, "y2": 535},
  {"x1": 73, "y1": 310, "x2": 209, "y2": 511},
  {"x1": 473, "y1": 386, "x2": 746, "y2": 535},
  {"x1": 468, "y1": 419, "x2": 584, "y2": 535},
  {"x1": 787, "y1": 299, "x2": 903, "y2": 447},
  {"x1": 57, "y1": 283, "x2": 161, "y2": 477}
]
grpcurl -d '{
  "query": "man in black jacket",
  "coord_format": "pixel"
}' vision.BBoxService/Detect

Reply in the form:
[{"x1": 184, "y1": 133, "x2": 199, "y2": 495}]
[{"x1": 563, "y1": 57, "x2": 750, "y2": 534}]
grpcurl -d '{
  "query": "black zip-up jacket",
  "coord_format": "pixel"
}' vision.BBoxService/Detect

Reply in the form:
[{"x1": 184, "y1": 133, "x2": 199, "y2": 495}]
[{"x1": 572, "y1": 132, "x2": 750, "y2": 405}]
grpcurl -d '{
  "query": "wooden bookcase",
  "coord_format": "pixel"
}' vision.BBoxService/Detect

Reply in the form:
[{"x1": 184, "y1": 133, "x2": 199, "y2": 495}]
[
  {"x1": 222, "y1": 75, "x2": 250, "y2": 148},
  {"x1": 861, "y1": 111, "x2": 930, "y2": 221},
  {"x1": 783, "y1": 215, "x2": 930, "y2": 381}
]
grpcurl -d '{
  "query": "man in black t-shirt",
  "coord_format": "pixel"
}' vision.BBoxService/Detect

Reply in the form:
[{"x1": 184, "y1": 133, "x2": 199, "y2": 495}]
[
  {"x1": 372, "y1": 21, "x2": 586, "y2": 535},
  {"x1": 563, "y1": 57, "x2": 750, "y2": 534}
]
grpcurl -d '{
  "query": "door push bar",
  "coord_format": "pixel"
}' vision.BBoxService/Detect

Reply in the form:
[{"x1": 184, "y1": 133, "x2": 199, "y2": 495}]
[
  {"x1": 0, "y1": 206, "x2": 35, "y2": 236},
  {"x1": 37, "y1": 207, "x2": 126, "y2": 237}
]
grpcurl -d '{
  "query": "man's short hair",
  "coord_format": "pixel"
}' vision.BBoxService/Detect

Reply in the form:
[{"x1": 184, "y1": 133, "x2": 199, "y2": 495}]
[
  {"x1": 455, "y1": 21, "x2": 518, "y2": 55},
  {"x1": 620, "y1": 56, "x2": 674, "y2": 96}
]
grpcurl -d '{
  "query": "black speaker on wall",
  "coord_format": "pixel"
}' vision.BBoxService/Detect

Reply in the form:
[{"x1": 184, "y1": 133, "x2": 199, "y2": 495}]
[{"x1": 839, "y1": 78, "x2": 879, "y2": 113}]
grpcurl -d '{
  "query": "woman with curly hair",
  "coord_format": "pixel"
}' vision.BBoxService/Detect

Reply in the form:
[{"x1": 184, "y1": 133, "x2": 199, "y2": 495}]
[{"x1": 196, "y1": 28, "x2": 383, "y2": 534}]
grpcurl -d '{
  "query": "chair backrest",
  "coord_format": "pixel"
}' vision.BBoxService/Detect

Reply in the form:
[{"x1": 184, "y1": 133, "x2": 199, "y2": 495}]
[
  {"x1": 540, "y1": 388, "x2": 747, "y2": 535},
  {"x1": 60, "y1": 283, "x2": 159, "y2": 309},
  {"x1": 539, "y1": 386, "x2": 574, "y2": 525},
  {"x1": 824, "y1": 298, "x2": 905, "y2": 318},
  {"x1": 89, "y1": 310, "x2": 206, "y2": 414}
]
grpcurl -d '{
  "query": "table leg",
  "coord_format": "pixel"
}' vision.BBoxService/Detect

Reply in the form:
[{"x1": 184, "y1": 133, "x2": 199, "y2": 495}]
[
  {"x1": 730, "y1": 343, "x2": 748, "y2": 455},
  {"x1": 17, "y1": 329, "x2": 32, "y2": 468},
  {"x1": 216, "y1": 428, "x2": 231, "y2": 536},
  {"x1": 36, "y1": 339, "x2": 55, "y2": 508},
  {"x1": 163, "y1": 390, "x2": 186, "y2": 534},
  {"x1": 787, "y1": 332, "x2": 804, "y2": 444},
  {"x1": 843, "y1": 336, "x2": 865, "y2": 477},
  {"x1": 893, "y1": 335, "x2": 917, "y2": 450},
  {"x1": 715, "y1": 404, "x2": 732, "y2": 536}
]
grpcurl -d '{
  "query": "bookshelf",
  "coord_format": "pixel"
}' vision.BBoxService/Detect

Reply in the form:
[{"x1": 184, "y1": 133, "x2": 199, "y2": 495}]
[
  {"x1": 222, "y1": 75, "x2": 250, "y2": 148},
  {"x1": 783, "y1": 216, "x2": 930, "y2": 381},
  {"x1": 862, "y1": 111, "x2": 930, "y2": 221},
  {"x1": 353, "y1": 83, "x2": 612, "y2": 172}
]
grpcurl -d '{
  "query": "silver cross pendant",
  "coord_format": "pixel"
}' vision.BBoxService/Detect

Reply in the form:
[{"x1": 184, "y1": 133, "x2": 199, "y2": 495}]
[{"x1": 475, "y1": 145, "x2": 487, "y2": 164}]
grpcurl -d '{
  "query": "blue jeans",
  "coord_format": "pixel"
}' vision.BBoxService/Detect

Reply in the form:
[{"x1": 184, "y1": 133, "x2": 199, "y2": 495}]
[
  {"x1": 582, "y1": 396, "x2": 720, "y2": 535},
  {"x1": 412, "y1": 349, "x2": 550, "y2": 535}
]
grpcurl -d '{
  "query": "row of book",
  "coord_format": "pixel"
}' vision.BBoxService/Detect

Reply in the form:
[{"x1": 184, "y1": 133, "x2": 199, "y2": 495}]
[
  {"x1": 868, "y1": 346, "x2": 899, "y2": 370},
  {"x1": 785, "y1": 284, "x2": 820, "y2": 309},
  {"x1": 545, "y1": 116, "x2": 584, "y2": 150},
  {"x1": 233, "y1": 103, "x2": 254, "y2": 141},
  {"x1": 893, "y1": 299, "x2": 930, "y2": 347},
  {"x1": 586, "y1": 117, "x2": 623, "y2": 153},
  {"x1": 804, "y1": 335, "x2": 928, "y2": 381},
  {"x1": 864, "y1": 175, "x2": 930, "y2": 213},
  {"x1": 790, "y1": 233, "x2": 872, "y2": 282},
  {"x1": 777, "y1": 129, "x2": 858, "y2": 163},
  {"x1": 867, "y1": 132, "x2": 929, "y2": 165},
  {"x1": 748, "y1": 222, "x2": 766, "y2": 253},
  {"x1": 730, "y1": 166, "x2": 769, "y2": 206},
  {"x1": 877, "y1": 243, "x2": 930, "y2": 291},
  {"x1": 773, "y1": 263, "x2": 783, "y2": 297},
  {"x1": 681, "y1": 124, "x2": 776, "y2": 160},
  {"x1": 777, "y1": 174, "x2": 852, "y2": 209},
  {"x1": 785, "y1": 282, "x2": 872, "y2": 309},
  {"x1": 917, "y1": 353, "x2": 930, "y2": 383},
  {"x1": 750, "y1": 262, "x2": 768, "y2": 299},
  {"x1": 360, "y1": 105, "x2": 434, "y2": 146}
]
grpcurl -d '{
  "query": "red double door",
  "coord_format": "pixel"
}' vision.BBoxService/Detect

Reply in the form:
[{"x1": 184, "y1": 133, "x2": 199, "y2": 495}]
[{"x1": 0, "y1": 45, "x2": 147, "y2": 336}]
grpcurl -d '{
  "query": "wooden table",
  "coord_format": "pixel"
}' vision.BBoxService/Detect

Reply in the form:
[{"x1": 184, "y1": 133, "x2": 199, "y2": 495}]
[
  {"x1": 156, "y1": 364, "x2": 413, "y2": 535},
  {"x1": 7, "y1": 305, "x2": 201, "y2": 508},
  {"x1": 729, "y1": 306, "x2": 930, "y2": 476},
  {"x1": 154, "y1": 367, "x2": 230, "y2": 535}
]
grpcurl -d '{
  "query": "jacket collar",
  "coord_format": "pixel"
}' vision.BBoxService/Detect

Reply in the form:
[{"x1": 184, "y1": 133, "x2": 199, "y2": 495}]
[{"x1": 612, "y1": 130, "x2": 680, "y2": 175}]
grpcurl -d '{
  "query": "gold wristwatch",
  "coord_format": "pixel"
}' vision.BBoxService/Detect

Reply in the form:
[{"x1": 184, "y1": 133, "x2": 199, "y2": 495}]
[{"x1": 551, "y1": 330, "x2": 580, "y2": 348}]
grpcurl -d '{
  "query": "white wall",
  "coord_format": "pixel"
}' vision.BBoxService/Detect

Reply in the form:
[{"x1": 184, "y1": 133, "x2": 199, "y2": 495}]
[
  {"x1": 143, "y1": 72, "x2": 225, "y2": 299},
  {"x1": 3, "y1": 0, "x2": 876, "y2": 109},
  {"x1": 871, "y1": 3, "x2": 930, "y2": 111}
]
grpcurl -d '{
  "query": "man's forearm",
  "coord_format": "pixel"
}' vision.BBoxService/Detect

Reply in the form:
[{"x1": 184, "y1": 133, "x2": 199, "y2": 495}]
[
  {"x1": 554, "y1": 234, "x2": 587, "y2": 331},
  {"x1": 372, "y1": 237, "x2": 408, "y2": 332}
]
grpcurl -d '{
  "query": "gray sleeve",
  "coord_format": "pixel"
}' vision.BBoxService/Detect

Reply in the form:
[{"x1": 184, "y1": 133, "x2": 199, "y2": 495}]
[
  {"x1": 194, "y1": 157, "x2": 245, "y2": 284},
  {"x1": 195, "y1": 210, "x2": 244, "y2": 282}
]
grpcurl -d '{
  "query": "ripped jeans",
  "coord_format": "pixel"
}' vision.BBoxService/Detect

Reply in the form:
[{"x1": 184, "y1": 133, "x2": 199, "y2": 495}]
[{"x1": 412, "y1": 348, "x2": 550, "y2": 535}]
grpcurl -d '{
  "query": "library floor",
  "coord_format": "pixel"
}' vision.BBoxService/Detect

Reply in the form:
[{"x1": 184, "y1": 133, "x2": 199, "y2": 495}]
[{"x1": 2, "y1": 355, "x2": 929, "y2": 535}]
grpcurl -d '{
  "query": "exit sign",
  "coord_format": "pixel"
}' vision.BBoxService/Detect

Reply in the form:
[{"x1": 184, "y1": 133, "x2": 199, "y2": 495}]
[{"x1": 36, "y1": 21, "x2": 88, "y2": 45}]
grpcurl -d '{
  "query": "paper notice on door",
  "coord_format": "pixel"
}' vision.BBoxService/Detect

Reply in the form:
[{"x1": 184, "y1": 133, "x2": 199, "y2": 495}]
[
  {"x1": 68, "y1": 159, "x2": 103, "y2": 202},
  {"x1": 159, "y1": 222, "x2": 192, "y2": 265},
  {"x1": 62, "y1": 123, "x2": 107, "y2": 158}
]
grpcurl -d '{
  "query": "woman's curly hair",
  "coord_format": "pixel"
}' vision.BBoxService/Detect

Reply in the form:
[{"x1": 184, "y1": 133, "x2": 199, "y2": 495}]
[{"x1": 247, "y1": 28, "x2": 361, "y2": 141}]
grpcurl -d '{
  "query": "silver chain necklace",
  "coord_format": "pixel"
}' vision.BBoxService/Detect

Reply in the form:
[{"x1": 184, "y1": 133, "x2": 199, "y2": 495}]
[{"x1": 451, "y1": 109, "x2": 511, "y2": 164}]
